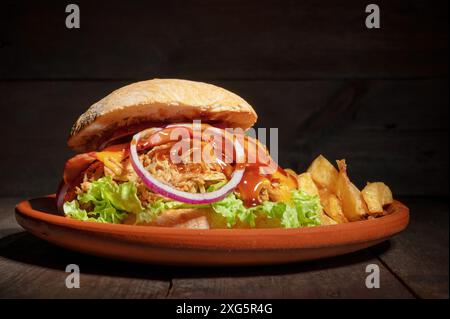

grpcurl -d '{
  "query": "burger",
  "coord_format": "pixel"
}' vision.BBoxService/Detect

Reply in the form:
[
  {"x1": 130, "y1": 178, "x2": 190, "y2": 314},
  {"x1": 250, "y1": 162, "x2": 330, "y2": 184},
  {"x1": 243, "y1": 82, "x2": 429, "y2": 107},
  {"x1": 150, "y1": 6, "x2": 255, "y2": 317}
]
[{"x1": 58, "y1": 79, "x2": 394, "y2": 229}]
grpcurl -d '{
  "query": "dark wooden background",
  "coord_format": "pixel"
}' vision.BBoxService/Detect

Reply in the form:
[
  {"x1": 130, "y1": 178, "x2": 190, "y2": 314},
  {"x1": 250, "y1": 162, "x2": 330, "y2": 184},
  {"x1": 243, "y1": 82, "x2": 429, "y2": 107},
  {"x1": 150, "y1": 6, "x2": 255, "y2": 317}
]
[
  {"x1": 0, "y1": 0, "x2": 448, "y2": 300},
  {"x1": 0, "y1": 0, "x2": 448, "y2": 198}
]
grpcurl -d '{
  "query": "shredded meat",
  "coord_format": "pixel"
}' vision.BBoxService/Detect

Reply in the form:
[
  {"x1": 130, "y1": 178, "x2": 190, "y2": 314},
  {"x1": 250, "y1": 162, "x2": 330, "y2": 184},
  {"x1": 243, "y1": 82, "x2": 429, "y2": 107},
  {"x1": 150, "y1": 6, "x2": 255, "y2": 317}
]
[
  {"x1": 140, "y1": 144, "x2": 228, "y2": 194},
  {"x1": 70, "y1": 142, "x2": 229, "y2": 206},
  {"x1": 74, "y1": 161, "x2": 104, "y2": 196},
  {"x1": 136, "y1": 182, "x2": 166, "y2": 206}
]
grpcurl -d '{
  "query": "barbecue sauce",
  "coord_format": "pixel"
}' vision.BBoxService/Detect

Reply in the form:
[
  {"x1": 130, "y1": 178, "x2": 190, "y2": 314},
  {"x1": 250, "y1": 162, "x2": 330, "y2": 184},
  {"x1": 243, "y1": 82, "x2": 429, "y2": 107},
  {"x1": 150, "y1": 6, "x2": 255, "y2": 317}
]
[
  {"x1": 237, "y1": 163, "x2": 298, "y2": 207},
  {"x1": 137, "y1": 125, "x2": 298, "y2": 207}
]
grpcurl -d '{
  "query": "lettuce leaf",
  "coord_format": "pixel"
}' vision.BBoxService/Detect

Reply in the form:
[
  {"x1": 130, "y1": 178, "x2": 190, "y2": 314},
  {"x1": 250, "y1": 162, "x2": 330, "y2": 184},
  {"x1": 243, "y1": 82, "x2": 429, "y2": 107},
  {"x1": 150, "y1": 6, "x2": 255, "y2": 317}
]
[
  {"x1": 211, "y1": 192, "x2": 256, "y2": 227},
  {"x1": 63, "y1": 176, "x2": 141, "y2": 224},
  {"x1": 212, "y1": 190, "x2": 322, "y2": 228},
  {"x1": 257, "y1": 201, "x2": 286, "y2": 220},
  {"x1": 64, "y1": 177, "x2": 322, "y2": 228},
  {"x1": 244, "y1": 191, "x2": 321, "y2": 228},
  {"x1": 63, "y1": 200, "x2": 99, "y2": 222},
  {"x1": 291, "y1": 190, "x2": 322, "y2": 227}
]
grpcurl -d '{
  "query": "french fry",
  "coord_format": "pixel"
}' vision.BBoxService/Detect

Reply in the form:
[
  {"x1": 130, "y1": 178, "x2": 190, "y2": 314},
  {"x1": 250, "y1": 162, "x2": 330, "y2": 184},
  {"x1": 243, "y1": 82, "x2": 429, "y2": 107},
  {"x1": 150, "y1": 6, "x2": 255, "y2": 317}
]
[
  {"x1": 336, "y1": 160, "x2": 368, "y2": 221},
  {"x1": 307, "y1": 155, "x2": 339, "y2": 193},
  {"x1": 362, "y1": 182, "x2": 394, "y2": 214},
  {"x1": 319, "y1": 188, "x2": 348, "y2": 223},
  {"x1": 320, "y1": 213, "x2": 338, "y2": 225},
  {"x1": 297, "y1": 172, "x2": 320, "y2": 196}
]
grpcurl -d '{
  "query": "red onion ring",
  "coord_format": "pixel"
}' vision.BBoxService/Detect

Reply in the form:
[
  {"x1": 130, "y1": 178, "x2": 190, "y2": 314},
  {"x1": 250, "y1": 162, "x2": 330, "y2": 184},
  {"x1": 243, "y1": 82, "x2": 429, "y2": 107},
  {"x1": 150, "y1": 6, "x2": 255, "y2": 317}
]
[{"x1": 129, "y1": 127, "x2": 245, "y2": 204}]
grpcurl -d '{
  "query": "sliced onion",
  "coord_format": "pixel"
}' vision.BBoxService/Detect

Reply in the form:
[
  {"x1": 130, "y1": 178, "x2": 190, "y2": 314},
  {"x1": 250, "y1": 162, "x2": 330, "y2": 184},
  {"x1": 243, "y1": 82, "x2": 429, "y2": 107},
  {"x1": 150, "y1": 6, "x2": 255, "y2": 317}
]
[
  {"x1": 56, "y1": 181, "x2": 70, "y2": 214},
  {"x1": 129, "y1": 127, "x2": 245, "y2": 204}
]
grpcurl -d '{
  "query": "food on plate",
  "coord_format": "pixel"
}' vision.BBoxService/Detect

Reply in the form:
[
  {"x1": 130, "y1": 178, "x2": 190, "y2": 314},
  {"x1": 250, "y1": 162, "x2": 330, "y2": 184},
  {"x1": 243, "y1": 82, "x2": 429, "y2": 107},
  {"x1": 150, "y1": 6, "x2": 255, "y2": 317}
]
[
  {"x1": 335, "y1": 160, "x2": 369, "y2": 221},
  {"x1": 58, "y1": 78, "x2": 395, "y2": 229},
  {"x1": 362, "y1": 182, "x2": 394, "y2": 215},
  {"x1": 318, "y1": 188, "x2": 348, "y2": 224},
  {"x1": 307, "y1": 155, "x2": 339, "y2": 194},
  {"x1": 297, "y1": 172, "x2": 320, "y2": 197}
]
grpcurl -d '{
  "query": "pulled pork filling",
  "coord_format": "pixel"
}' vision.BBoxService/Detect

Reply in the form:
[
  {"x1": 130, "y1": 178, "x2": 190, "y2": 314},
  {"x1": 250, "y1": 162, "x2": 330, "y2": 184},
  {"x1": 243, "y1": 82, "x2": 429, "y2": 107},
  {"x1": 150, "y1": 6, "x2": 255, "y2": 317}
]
[
  {"x1": 141, "y1": 143, "x2": 228, "y2": 194},
  {"x1": 62, "y1": 126, "x2": 324, "y2": 229},
  {"x1": 73, "y1": 143, "x2": 231, "y2": 206}
]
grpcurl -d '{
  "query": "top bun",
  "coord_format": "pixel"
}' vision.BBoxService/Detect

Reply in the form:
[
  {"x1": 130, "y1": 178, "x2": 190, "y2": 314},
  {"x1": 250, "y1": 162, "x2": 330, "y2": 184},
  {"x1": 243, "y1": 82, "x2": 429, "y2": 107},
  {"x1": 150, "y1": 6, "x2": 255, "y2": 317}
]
[{"x1": 68, "y1": 79, "x2": 257, "y2": 152}]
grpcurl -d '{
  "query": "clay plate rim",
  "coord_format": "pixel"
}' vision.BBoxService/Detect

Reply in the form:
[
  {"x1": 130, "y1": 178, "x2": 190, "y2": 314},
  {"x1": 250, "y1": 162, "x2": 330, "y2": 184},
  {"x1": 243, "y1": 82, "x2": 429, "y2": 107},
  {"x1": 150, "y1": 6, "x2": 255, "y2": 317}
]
[{"x1": 15, "y1": 195, "x2": 409, "y2": 251}]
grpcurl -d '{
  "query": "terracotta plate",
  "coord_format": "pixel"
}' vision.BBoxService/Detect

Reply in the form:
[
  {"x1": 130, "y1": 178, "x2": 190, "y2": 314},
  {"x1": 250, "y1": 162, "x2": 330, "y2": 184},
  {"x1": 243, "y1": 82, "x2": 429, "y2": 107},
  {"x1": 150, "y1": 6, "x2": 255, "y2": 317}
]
[{"x1": 15, "y1": 195, "x2": 409, "y2": 266}]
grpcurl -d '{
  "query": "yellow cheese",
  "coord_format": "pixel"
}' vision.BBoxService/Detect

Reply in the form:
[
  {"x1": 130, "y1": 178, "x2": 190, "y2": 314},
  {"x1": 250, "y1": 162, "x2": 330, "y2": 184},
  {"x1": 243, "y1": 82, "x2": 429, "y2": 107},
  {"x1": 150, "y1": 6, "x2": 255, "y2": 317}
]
[{"x1": 95, "y1": 151, "x2": 125, "y2": 176}]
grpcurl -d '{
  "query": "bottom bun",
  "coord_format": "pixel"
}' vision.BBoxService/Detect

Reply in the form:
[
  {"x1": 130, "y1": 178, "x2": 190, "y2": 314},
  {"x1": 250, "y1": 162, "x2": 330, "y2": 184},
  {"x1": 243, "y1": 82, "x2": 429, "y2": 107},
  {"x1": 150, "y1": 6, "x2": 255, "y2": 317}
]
[{"x1": 123, "y1": 208, "x2": 213, "y2": 229}]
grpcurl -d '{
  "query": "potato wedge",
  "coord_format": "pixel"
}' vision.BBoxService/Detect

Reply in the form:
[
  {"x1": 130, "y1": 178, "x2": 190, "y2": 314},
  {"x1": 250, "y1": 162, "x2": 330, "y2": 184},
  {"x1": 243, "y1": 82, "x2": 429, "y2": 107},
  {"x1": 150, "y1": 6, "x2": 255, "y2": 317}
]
[
  {"x1": 319, "y1": 188, "x2": 348, "y2": 223},
  {"x1": 362, "y1": 182, "x2": 394, "y2": 214},
  {"x1": 320, "y1": 213, "x2": 338, "y2": 225},
  {"x1": 307, "y1": 155, "x2": 339, "y2": 193},
  {"x1": 336, "y1": 160, "x2": 368, "y2": 221},
  {"x1": 297, "y1": 172, "x2": 320, "y2": 196}
]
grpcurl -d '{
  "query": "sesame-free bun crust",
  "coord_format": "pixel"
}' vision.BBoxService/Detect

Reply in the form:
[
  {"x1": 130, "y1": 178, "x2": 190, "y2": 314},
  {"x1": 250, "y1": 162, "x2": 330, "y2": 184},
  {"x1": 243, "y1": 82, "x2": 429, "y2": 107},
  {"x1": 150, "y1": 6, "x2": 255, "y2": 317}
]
[{"x1": 68, "y1": 79, "x2": 257, "y2": 152}]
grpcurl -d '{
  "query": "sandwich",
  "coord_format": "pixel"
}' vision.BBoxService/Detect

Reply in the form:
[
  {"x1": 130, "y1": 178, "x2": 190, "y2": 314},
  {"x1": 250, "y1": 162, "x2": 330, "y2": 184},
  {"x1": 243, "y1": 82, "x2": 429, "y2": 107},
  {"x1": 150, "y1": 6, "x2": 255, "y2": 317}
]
[{"x1": 58, "y1": 79, "x2": 394, "y2": 229}]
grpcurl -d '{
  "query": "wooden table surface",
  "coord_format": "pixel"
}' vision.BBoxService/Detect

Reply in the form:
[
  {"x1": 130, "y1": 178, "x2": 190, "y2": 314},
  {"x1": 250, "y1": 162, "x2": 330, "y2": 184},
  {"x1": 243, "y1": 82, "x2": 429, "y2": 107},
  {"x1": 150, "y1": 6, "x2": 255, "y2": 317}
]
[{"x1": 0, "y1": 196, "x2": 447, "y2": 299}]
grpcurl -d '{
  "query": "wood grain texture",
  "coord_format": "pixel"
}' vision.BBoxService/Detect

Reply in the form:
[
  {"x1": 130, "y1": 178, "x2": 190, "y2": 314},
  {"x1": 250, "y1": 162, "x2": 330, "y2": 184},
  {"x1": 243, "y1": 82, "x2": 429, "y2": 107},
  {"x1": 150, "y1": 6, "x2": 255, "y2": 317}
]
[
  {"x1": 372, "y1": 197, "x2": 449, "y2": 299},
  {"x1": 1, "y1": 197, "x2": 447, "y2": 298},
  {"x1": 0, "y1": 0, "x2": 448, "y2": 80},
  {"x1": 165, "y1": 249, "x2": 413, "y2": 298},
  {"x1": 0, "y1": 208, "x2": 171, "y2": 298},
  {"x1": 0, "y1": 79, "x2": 447, "y2": 197}
]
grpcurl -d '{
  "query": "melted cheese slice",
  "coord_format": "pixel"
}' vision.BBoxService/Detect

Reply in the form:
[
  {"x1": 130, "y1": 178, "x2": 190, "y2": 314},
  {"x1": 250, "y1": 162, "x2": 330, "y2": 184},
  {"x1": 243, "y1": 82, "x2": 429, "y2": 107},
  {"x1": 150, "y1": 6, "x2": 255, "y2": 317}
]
[{"x1": 95, "y1": 151, "x2": 125, "y2": 176}]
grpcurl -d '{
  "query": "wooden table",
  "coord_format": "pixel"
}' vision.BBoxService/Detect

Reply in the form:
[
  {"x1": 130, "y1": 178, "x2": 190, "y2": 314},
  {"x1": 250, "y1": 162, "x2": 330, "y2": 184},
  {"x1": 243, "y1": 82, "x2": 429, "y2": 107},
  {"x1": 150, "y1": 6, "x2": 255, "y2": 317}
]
[{"x1": 0, "y1": 197, "x2": 447, "y2": 299}]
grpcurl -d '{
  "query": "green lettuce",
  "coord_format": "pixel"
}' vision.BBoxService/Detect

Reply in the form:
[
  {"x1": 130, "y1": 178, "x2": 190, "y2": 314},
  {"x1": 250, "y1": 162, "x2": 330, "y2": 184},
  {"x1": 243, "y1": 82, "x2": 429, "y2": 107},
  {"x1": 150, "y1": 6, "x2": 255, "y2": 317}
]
[
  {"x1": 64, "y1": 177, "x2": 322, "y2": 228},
  {"x1": 212, "y1": 192, "x2": 257, "y2": 227},
  {"x1": 291, "y1": 190, "x2": 322, "y2": 227},
  {"x1": 63, "y1": 176, "x2": 142, "y2": 224},
  {"x1": 214, "y1": 190, "x2": 322, "y2": 228},
  {"x1": 63, "y1": 200, "x2": 100, "y2": 222}
]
